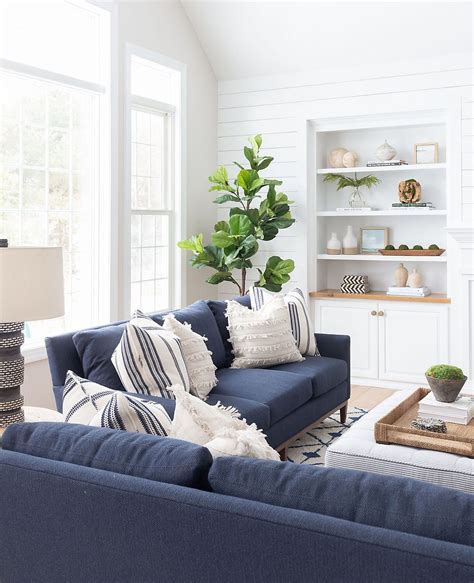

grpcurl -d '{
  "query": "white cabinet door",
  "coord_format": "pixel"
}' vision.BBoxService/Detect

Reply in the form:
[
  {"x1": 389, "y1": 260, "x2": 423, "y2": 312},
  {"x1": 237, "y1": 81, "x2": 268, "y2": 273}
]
[
  {"x1": 378, "y1": 302, "x2": 449, "y2": 384},
  {"x1": 314, "y1": 299, "x2": 379, "y2": 379}
]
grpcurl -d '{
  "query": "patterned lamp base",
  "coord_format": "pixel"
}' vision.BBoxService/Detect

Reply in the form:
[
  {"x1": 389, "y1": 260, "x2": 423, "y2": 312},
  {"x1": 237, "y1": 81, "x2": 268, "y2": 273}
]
[{"x1": 0, "y1": 322, "x2": 25, "y2": 428}]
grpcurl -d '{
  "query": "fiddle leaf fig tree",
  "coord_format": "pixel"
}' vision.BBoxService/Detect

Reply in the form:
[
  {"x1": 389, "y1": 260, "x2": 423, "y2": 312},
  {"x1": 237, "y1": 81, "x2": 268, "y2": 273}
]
[{"x1": 178, "y1": 135, "x2": 295, "y2": 295}]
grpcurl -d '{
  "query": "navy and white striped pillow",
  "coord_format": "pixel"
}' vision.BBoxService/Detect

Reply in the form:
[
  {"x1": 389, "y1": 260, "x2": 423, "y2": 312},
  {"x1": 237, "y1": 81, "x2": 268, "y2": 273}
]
[
  {"x1": 249, "y1": 287, "x2": 320, "y2": 357},
  {"x1": 111, "y1": 310, "x2": 190, "y2": 399},
  {"x1": 90, "y1": 391, "x2": 171, "y2": 436},
  {"x1": 63, "y1": 371, "x2": 115, "y2": 424}
]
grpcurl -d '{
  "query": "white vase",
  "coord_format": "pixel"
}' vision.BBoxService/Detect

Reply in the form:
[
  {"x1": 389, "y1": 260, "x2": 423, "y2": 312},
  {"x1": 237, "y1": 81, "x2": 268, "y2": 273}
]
[
  {"x1": 375, "y1": 140, "x2": 397, "y2": 162},
  {"x1": 327, "y1": 232, "x2": 342, "y2": 255},
  {"x1": 342, "y1": 226, "x2": 358, "y2": 255},
  {"x1": 407, "y1": 268, "x2": 423, "y2": 288}
]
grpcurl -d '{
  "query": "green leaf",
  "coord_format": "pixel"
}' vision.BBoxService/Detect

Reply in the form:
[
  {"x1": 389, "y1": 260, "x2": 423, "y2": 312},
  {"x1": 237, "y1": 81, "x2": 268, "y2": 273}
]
[
  {"x1": 243, "y1": 146, "x2": 255, "y2": 167},
  {"x1": 214, "y1": 220, "x2": 229, "y2": 232},
  {"x1": 209, "y1": 165, "x2": 229, "y2": 185},
  {"x1": 211, "y1": 230, "x2": 233, "y2": 248},
  {"x1": 257, "y1": 156, "x2": 273, "y2": 171},
  {"x1": 254, "y1": 134, "x2": 262, "y2": 149},
  {"x1": 229, "y1": 213, "x2": 253, "y2": 236},
  {"x1": 207, "y1": 271, "x2": 233, "y2": 285},
  {"x1": 261, "y1": 224, "x2": 278, "y2": 241},
  {"x1": 255, "y1": 256, "x2": 295, "y2": 292},
  {"x1": 177, "y1": 233, "x2": 204, "y2": 253},
  {"x1": 213, "y1": 193, "x2": 241, "y2": 204}
]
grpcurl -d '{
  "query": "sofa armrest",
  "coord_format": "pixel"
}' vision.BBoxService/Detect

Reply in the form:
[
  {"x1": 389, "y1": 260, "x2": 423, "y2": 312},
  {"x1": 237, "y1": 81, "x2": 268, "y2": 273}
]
[{"x1": 315, "y1": 334, "x2": 350, "y2": 395}]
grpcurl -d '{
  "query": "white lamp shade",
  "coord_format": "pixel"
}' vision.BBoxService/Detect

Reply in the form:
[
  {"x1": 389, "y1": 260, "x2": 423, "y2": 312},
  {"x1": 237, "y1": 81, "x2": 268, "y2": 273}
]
[{"x1": 0, "y1": 247, "x2": 64, "y2": 322}]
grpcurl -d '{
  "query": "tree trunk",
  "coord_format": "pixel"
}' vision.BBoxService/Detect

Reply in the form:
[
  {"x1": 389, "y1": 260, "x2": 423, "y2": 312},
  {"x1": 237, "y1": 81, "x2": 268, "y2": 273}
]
[{"x1": 240, "y1": 267, "x2": 247, "y2": 296}]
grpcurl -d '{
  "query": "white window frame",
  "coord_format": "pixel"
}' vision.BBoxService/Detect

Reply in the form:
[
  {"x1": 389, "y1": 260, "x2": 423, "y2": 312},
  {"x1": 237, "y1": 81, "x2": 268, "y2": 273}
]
[
  {"x1": 0, "y1": 0, "x2": 113, "y2": 362},
  {"x1": 122, "y1": 44, "x2": 186, "y2": 318}
]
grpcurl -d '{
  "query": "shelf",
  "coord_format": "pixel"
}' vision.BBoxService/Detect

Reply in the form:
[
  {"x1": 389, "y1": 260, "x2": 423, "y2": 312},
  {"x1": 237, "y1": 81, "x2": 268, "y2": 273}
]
[
  {"x1": 317, "y1": 163, "x2": 446, "y2": 174},
  {"x1": 317, "y1": 210, "x2": 447, "y2": 217},
  {"x1": 317, "y1": 254, "x2": 447, "y2": 262},
  {"x1": 309, "y1": 289, "x2": 450, "y2": 304}
]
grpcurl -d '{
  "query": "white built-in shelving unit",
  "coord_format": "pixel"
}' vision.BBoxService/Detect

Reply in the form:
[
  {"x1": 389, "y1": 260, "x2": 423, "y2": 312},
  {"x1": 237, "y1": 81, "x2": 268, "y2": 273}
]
[{"x1": 309, "y1": 111, "x2": 453, "y2": 388}]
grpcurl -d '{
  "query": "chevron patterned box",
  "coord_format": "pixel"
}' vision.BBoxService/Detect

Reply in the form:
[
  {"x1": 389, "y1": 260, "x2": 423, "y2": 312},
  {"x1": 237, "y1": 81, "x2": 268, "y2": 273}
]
[{"x1": 340, "y1": 275, "x2": 370, "y2": 294}]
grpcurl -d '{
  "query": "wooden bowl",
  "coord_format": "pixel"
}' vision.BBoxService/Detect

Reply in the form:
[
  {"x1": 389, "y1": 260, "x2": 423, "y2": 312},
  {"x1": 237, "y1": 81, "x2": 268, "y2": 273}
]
[{"x1": 378, "y1": 249, "x2": 446, "y2": 256}]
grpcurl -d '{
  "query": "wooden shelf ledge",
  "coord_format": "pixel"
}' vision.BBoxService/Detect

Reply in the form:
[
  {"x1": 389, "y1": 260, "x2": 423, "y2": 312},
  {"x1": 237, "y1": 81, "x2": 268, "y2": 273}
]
[{"x1": 309, "y1": 289, "x2": 451, "y2": 304}]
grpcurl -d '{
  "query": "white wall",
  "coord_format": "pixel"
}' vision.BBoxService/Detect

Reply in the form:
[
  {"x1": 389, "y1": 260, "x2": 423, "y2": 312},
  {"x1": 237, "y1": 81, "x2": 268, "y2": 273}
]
[
  {"x1": 22, "y1": 0, "x2": 217, "y2": 409},
  {"x1": 216, "y1": 53, "x2": 474, "y2": 300}
]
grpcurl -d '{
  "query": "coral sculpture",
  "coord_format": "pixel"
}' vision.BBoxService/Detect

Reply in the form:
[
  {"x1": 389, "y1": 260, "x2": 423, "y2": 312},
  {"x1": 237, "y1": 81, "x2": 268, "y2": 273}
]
[{"x1": 398, "y1": 179, "x2": 422, "y2": 203}]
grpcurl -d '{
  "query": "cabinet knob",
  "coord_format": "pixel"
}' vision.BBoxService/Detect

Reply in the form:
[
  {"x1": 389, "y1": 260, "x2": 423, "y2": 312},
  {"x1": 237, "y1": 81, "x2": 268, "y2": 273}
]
[
  {"x1": 371, "y1": 310, "x2": 377, "y2": 316},
  {"x1": 378, "y1": 310, "x2": 385, "y2": 317}
]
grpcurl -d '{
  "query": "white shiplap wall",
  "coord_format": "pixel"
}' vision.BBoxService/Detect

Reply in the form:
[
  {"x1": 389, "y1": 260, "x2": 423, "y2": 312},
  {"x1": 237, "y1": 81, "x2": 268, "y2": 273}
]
[{"x1": 217, "y1": 54, "x2": 474, "y2": 299}]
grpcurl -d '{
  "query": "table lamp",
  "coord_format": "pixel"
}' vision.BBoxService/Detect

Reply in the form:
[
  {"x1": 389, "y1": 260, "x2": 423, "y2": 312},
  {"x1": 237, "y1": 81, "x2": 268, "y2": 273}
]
[{"x1": 0, "y1": 241, "x2": 64, "y2": 427}]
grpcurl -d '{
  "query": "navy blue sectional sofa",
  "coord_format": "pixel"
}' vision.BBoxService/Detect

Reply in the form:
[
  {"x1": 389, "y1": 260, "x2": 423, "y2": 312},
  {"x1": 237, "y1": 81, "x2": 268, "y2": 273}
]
[
  {"x1": 45, "y1": 297, "x2": 350, "y2": 454},
  {"x1": 0, "y1": 422, "x2": 473, "y2": 582}
]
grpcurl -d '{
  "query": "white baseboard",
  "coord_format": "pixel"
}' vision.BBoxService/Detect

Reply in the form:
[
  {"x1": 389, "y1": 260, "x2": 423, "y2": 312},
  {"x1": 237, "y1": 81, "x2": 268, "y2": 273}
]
[{"x1": 351, "y1": 377, "x2": 427, "y2": 391}]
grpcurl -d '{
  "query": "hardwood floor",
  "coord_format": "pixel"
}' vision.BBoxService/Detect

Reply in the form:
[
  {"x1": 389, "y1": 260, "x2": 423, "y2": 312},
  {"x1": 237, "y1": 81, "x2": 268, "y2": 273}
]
[{"x1": 349, "y1": 385, "x2": 396, "y2": 411}]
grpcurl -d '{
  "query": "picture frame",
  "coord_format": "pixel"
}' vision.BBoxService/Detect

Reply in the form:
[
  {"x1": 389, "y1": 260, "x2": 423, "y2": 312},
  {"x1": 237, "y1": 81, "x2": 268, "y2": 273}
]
[
  {"x1": 360, "y1": 226, "x2": 388, "y2": 254},
  {"x1": 414, "y1": 142, "x2": 439, "y2": 165}
]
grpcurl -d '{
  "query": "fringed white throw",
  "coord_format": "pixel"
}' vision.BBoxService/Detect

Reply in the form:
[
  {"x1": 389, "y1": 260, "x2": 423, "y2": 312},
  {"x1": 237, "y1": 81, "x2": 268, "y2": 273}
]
[{"x1": 226, "y1": 297, "x2": 304, "y2": 368}]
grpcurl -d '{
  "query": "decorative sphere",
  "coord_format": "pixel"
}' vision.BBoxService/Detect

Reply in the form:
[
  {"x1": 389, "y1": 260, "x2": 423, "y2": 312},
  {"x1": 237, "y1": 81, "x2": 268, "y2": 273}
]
[
  {"x1": 342, "y1": 151, "x2": 358, "y2": 168},
  {"x1": 328, "y1": 148, "x2": 348, "y2": 168}
]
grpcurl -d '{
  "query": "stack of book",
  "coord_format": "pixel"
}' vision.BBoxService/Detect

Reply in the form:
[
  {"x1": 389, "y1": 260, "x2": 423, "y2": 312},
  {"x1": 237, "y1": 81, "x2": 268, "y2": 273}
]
[
  {"x1": 366, "y1": 160, "x2": 408, "y2": 167},
  {"x1": 392, "y1": 202, "x2": 436, "y2": 209},
  {"x1": 387, "y1": 286, "x2": 431, "y2": 297},
  {"x1": 418, "y1": 391, "x2": 474, "y2": 425}
]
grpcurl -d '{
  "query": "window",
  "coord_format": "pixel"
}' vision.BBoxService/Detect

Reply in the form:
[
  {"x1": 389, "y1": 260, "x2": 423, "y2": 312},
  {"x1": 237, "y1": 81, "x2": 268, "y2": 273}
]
[
  {"x1": 0, "y1": 1, "x2": 110, "y2": 343},
  {"x1": 127, "y1": 51, "x2": 182, "y2": 314}
]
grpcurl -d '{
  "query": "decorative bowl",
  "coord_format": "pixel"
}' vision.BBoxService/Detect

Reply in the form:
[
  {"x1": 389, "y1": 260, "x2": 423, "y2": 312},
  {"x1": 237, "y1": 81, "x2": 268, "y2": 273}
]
[{"x1": 425, "y1": 375, "x2": 468, "y2": 403}]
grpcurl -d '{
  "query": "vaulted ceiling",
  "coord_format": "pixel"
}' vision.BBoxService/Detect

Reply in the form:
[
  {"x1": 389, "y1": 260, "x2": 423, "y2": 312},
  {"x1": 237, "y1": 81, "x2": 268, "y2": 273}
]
[{"x1": 181, "y1": 1, "x2": 473, "y2": 80}]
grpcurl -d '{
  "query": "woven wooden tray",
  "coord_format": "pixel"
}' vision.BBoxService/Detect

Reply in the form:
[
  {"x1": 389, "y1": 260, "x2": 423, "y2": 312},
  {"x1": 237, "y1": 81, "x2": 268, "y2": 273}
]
[
  {"x1": 378, "y1": 249, "x2": 446, "y2": 256},
  {"x1": 374, "y1": 388, "x2": 474, "y2": 457}
]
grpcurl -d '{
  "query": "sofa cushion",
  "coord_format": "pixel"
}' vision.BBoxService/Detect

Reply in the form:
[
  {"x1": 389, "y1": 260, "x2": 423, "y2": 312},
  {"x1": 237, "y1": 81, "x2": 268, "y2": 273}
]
[
  {"x1": 125, "y1": 391, "x2": 271, "y2": 431},
  {"x1": 3, "y1": 422, "x2": 213, "y2": 489},
  {"x1": 212, "y1": 368, "x2": 312, "y2": 424},
  {"x1": 73, "y1": 324, "x2": 126, "y2": 391},
  {"x1": 159, "y1": 301, "x2": 226, "y2": 370},
  {"x1": 208, "y1": 457, "x2": 474, "y2": 547},
  {"x1": 270, "y1": 356, "x2": 347, "y2": 398},
  {"x1": 207, "y1": 297, "x2": 250, "y2": 368}
]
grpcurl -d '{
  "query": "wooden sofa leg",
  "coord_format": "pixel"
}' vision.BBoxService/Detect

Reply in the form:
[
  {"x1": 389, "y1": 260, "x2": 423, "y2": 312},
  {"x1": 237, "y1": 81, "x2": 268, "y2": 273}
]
[
  {"x1": 340, "y1": 403, "x2": 348, "y2": 424},
  {"x1": 279, "y1": 447, "x2": 288, "y2": 461}
]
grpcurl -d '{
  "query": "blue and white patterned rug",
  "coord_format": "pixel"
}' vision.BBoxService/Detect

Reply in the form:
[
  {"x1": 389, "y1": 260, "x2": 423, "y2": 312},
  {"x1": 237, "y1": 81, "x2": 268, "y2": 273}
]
[{"x1": 288, "y1": 406, "x2": 367, "y2": 466}]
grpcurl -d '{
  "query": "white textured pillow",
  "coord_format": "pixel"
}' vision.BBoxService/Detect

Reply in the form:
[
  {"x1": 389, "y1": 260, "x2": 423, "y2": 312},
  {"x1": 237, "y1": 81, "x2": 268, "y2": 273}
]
[
  {"x1": 90, "y1": 391, "x2": 171, "y2": 436},
  {"x1": 163, "y1": 314, "x2": 217, "y2": 400},
  {"x1": 63, "y1": 371, "x2": 114, "y2": 423},
  {"x1": 226, "y1": 297, "x2": 304, "y2": 368},
  {"x1": 169, "y1": 385, "x2": 279, "y2": 461},
  {"x1": 249, "y1": 287, "x2": 320, "y2": 357},
  {"x1": 111, "y1": 310, "x2": 190, "y2": 399}
]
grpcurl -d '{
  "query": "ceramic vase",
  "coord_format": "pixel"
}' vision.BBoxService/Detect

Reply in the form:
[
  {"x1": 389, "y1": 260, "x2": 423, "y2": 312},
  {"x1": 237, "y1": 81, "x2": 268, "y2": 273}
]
[
  {"x1": 342, "y1": 226, "x2": 358, "y2": 255},
  {"x1": 394, "y1": 263, "x2": 408, "y2": 287},
  {"x1": 375, "y1": 140, "x2": 397, "y2": 161},
  {"x1": 327, "y1": 232, "x2": 342, "y2": 255},
  {"x1": 407, "y1": 268, "x2": 423, "y2": 288}
]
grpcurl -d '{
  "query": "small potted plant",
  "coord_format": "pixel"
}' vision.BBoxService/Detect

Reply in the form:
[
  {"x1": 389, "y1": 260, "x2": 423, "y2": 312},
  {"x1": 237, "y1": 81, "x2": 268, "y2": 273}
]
[
  {"x1": 323, "y1": 172, "x2": 381, "y2": 208},
  {"x1": 425, "y1": 364, "x2": 467, "y2": 403}
]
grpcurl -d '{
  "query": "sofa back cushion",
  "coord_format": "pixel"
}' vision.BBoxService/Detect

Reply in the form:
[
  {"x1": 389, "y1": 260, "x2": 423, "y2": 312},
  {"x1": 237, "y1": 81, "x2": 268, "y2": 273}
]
[
  {"x1": 3, "y1": 422, "x2": 213, "y2": 489},
  {"x1": 72, "y1": 300, "x2": 225, "y2": 391},
  {"x1": 209, "y1": 457, "x2": 474, "y2": 547},
  {"x1": 207, "y1": 296, "x2": 251, "y2": 368}
]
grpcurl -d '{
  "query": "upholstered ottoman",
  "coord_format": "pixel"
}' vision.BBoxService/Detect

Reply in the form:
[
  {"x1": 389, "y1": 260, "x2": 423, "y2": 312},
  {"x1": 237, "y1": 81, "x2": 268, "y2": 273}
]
[{"x1": 325, "y1": 388, "x2": 474, "y2": 493}]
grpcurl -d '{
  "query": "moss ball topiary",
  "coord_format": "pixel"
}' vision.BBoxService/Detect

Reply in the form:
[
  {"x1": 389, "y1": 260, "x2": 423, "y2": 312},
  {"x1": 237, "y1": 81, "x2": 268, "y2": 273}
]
[
  {"x1": 385, "y1": 244, "x2": 395, "y2": 250},
  {"x1": 429, "y1": 244, "x2": 440, "y2": 250},
  {"x1": 399, "y1": 244, "x2": 409, "y2": 250},
  {"x1": 425, "y1": 364, "x2": 465, "y2": 380},
  {"x1": 413, "y1": 245, "x2": 423, "y2": 250}
]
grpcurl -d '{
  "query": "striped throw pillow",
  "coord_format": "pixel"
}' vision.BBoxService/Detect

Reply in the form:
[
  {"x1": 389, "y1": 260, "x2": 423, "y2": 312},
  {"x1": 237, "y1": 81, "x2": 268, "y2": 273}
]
[
  {"x1": 63, "y1": 371, "x2": 114, "y2": 423},
  {"x1": 249, "y1": 287, "x2": 320, "y2": 357},
  {"x1": 90, "y1": 391, "x2": 171, "y2": 436},
  {"x1": 111, "y1": 310, "x2": 190, "y2": 399}
]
